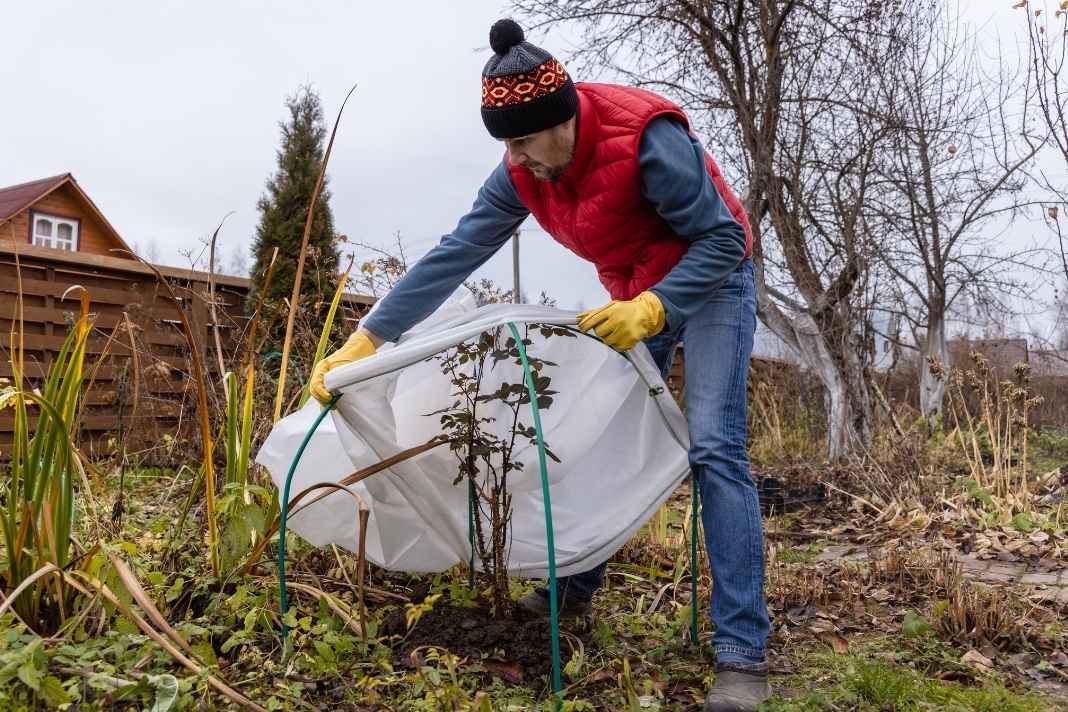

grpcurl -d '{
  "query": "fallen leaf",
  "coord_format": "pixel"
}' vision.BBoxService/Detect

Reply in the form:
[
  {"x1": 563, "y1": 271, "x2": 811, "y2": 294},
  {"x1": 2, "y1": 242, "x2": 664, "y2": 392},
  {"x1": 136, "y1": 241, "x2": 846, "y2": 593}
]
[
  {"x1": 1008, "y1": 652, "x2": 1037, "y2": 672},
  {"x1": 808, "y1": 619, "x2": 835, "y2": 634},
  {"x1": 786, "y1": 606, "x2": 819, "y2": 625},
  {"x1": 1035, "y1": 558, "x2": 1060, "y2": 571},
  {"x1": 819, "y1": 631, "x2": 850, "y2": 654},
  {"x1": 869, "y1": 588, "x2": 892, "y2": 603},
  {"x1": 481, "y1": 659, "x2": 523, "y2": 684},
  {"x1": 962, "y1": 649, "x2": 994, "y2": 672}
]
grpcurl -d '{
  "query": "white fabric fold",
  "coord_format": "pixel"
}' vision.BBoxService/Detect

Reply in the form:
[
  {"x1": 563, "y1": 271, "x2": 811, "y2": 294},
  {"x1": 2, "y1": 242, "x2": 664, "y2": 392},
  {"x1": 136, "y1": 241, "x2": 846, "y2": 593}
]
[{"x1": 256, "y1": 289, "x2": 690, "y2": 577}]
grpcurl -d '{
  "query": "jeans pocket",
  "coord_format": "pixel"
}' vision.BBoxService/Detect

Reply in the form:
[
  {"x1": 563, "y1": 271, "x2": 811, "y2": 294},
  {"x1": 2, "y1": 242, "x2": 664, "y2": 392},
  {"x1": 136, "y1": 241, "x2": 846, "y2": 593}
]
[{"x1": 702, "y1": 275, "x2": 745, "y2": 327}]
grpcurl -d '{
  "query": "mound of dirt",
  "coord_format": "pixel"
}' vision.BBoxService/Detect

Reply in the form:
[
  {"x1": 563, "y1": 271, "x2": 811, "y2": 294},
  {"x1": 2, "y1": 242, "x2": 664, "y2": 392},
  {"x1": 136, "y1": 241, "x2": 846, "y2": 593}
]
[{"x1": 384, "y1": 601, "x2": 591, "y2": 690}]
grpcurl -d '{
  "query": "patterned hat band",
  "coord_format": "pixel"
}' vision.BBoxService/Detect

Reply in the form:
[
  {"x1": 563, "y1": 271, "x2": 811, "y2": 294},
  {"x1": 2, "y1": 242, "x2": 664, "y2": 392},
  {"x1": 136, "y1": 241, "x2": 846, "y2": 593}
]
[
  {"x1": 479, "y1": 19, "x2": 578, "y2": 139},
  {"x1": 482, "y1": 59, "x2": 570, "y2": 108}
]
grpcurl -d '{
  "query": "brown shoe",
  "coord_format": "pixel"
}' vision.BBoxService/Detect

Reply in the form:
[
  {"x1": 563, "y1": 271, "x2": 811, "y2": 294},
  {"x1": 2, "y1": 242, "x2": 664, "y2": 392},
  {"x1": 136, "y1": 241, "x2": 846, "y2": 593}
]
[
  {"x1": 515, "y1": 588, "x2": 592, "y2": 619},
  {"x1": 703, "y1": 662, "x2": 772, "y2": 711}
]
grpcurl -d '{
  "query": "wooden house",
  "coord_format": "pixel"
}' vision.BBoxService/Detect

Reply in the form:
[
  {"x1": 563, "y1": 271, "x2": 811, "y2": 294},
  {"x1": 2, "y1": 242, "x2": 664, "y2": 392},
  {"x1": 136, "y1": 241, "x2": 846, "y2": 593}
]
[
  {"x1": 0, "y1": 173, "x2": 376, "y2": 461},
  {"x1": 0, "y1": 173, "x2": 135, "y2": 259}
]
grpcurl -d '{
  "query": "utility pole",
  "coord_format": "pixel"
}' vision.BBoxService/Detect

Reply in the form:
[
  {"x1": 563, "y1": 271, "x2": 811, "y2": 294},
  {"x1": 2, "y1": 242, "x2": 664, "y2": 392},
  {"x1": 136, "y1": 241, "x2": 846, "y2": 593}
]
[{"x1": 512, "y1": 229, "x2": 521, "y2": 304}]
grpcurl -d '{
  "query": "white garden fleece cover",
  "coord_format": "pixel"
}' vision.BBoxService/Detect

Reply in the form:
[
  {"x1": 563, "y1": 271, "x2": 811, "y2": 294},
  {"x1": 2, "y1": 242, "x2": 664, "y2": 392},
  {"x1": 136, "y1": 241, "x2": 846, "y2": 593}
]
[{"x1": 256, "y1": 290, "x2": 691, "y2": 578}]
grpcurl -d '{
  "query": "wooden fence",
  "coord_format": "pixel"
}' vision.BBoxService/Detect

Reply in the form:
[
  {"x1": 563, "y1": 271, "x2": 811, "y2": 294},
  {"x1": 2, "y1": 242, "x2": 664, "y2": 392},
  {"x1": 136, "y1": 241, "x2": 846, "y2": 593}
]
[
  {"x1": 13, "y1": 241, "x2": 1067, "y2": 462},
  {"x1": 0, "y1": 243, "x2": 373, "y2": 459},
  {"x1": 670, "y1": 345, "x2": 1068, "y2": 436}
]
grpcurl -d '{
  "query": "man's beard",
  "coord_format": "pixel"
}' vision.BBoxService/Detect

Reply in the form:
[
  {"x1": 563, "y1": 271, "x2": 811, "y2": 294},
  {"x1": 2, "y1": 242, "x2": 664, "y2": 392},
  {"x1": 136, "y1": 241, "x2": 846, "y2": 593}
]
[
  {"x1": 524, "y1": 134, "x2": 574, "y2": 181},
  {"x1": 529, "y1": 156, "x2": 570, "y2": 181},
  {"x1": 530, "y1": 163, "x2": 563, "y2": 181}
]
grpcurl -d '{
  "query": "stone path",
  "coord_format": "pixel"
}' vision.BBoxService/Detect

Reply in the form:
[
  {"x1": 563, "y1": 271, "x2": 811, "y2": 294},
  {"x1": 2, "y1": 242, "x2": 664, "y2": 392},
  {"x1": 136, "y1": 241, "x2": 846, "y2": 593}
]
[{"x1": 812, "y1": 544, "x2": 1068, "y2": 604}]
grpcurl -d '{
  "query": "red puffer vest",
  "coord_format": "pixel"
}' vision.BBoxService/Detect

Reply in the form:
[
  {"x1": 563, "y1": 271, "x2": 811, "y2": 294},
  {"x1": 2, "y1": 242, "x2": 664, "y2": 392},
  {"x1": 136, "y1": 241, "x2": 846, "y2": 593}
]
[{"x1": 508, "y1": 83, "x2": 753, "y2": 301}]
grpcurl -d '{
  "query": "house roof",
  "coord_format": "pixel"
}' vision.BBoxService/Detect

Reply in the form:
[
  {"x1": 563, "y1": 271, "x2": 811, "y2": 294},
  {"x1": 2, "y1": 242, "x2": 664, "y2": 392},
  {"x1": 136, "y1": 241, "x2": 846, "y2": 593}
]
[
  {"x1": 0, "y1": 173, "x2": 135, "y2": 256},
  {"x1": 0, "y1": 174, "x2": 69, "y2": 221}
]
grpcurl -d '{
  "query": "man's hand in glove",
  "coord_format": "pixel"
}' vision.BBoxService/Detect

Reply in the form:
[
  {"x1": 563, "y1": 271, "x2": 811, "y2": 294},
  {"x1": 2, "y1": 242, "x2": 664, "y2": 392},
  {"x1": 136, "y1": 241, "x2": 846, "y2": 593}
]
[
  {"x1": 309, "y1": 330, "x2": 378, "y2": 404},
  {"x1": 576, "y1": 291, "x2": 666, "y2": 352}
]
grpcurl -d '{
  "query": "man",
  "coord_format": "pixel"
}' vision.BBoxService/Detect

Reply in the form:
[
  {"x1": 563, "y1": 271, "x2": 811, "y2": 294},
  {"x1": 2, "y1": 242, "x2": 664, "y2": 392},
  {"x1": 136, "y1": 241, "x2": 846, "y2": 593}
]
[{"x1": 310, "y1": 19, "x2": 770, "y2": 711}]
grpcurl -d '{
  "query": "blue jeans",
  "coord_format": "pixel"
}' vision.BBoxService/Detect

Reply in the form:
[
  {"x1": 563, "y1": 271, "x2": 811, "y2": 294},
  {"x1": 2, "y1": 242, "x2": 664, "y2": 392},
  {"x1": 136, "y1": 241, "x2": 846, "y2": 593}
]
[{"x1": 549, "y1": 261, "x2": 769, "y2": 664}]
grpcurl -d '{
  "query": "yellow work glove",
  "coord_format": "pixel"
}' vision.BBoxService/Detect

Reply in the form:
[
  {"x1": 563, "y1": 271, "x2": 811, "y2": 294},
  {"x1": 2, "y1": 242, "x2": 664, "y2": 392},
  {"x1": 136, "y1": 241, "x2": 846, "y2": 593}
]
[
  {"x1": 309, "y1": 331, "x2": 377, "y2": 404},
  {"x1": 576, "y1": 291, "x2": 666, "y2": 352}
]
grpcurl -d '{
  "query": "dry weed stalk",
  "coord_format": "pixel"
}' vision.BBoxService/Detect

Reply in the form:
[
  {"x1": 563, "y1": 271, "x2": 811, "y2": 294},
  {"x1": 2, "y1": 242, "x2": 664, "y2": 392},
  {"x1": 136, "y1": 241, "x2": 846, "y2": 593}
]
[
  {"x1": 126, "y1": 254, "x2": 221, "y2": 577},
  {"x1": 945, "y1": 353, "x2": 1043, "y2": 514},
  {"x1": 866, "y1": 547, "x2": 1029, "y2": 652}
]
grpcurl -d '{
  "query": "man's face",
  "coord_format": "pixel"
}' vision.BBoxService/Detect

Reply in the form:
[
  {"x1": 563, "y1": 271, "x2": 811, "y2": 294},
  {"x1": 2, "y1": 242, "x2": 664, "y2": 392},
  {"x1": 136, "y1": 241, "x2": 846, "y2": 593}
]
[{"x1": 502, "y1": 117, "x2": 576, "y2": 181}]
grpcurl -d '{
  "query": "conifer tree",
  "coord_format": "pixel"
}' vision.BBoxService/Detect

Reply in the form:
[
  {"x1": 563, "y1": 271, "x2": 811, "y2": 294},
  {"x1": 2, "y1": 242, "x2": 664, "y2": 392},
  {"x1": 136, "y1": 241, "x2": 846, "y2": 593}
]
[{"x1": 248, "y1": 85, "x2": 340, "y2": 350}]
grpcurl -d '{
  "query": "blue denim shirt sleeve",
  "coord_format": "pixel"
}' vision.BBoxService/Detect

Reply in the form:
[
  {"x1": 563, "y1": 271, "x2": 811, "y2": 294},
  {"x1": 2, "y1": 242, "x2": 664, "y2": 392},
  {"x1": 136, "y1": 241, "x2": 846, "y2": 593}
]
[
  {"x1": 640, "y1": 117, "x2": 748, "y2": 330},
  {"x1": 361, "y1": 160, "x2": 529, "y2": 342}
]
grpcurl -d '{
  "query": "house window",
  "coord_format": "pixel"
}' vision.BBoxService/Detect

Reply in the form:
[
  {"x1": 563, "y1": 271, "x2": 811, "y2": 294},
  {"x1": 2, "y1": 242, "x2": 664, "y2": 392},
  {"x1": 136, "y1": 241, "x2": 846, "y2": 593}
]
[{"x1": 31, "y1": 213, "x2": 79, "y2": 251}]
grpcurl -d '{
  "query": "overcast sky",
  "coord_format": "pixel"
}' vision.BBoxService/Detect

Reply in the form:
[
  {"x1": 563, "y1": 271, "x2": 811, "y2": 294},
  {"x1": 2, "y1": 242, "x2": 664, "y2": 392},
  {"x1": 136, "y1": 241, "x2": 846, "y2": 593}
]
[{"x1": 2, "y1": 0, "x2": 1056, "y2": 318}]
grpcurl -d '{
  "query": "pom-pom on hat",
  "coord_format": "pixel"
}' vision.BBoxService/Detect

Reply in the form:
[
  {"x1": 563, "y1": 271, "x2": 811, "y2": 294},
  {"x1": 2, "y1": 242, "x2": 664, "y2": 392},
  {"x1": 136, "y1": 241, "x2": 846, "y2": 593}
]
[{"x1": 481, "y1": 19, "x2": 577, "y2": 139}]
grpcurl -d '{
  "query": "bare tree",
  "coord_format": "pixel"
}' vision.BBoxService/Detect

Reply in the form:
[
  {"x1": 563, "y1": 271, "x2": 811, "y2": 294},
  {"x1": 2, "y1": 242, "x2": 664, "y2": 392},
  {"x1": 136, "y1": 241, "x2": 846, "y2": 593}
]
[
  {"x1": 1024, "y1": 2, "x2": 1068, "y2": 168},
  {"x1": 1023, "y1": 3, "x2": 1068, "y2": 279},
  {"x1": 350, "y1": 232, "x2": 411, "y2": 299},
  {"x1": 870, "y1": 4, "x2": 1044, "y2": 424},
  {"x1": 512, "y1": 0, "x2": 916, "y2": 458}
]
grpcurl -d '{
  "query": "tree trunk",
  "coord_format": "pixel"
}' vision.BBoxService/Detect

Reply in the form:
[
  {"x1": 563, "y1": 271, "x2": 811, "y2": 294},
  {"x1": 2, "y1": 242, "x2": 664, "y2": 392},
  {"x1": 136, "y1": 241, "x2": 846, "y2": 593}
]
[
  {"x1": 919, "y1": 311, "x2": 948, "y2": 426},
  {"x1": 756, "y1": 286, "x2": 873, "y2": 460}
]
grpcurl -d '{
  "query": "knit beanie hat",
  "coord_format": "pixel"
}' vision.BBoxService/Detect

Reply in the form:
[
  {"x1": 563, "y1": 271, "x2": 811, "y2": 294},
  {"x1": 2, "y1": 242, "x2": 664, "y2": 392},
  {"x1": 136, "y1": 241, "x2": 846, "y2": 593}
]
[{"x1": 481, "y1": 19, "x2": 578, "y2": 139}]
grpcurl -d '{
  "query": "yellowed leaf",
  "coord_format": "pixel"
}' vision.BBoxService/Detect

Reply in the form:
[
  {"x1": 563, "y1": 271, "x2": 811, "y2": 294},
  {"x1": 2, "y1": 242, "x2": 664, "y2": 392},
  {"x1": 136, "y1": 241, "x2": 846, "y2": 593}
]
[
  {"x1": 819, "y1": 631, "x2": 850, "y2": 654},
  {"x1": 962, "y1": 649, "x2": 994, "y2": 672}
]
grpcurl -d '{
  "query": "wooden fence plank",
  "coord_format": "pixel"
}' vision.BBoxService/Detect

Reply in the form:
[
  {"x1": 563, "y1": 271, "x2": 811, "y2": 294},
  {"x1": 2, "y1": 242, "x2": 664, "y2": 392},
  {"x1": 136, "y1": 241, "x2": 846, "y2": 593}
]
[
  {"x1": 0, "y1": 275, "x2": 138, "y2": 306},
  {"x1": 0, "y1": 243, "x2": 373, "y2": 461}
]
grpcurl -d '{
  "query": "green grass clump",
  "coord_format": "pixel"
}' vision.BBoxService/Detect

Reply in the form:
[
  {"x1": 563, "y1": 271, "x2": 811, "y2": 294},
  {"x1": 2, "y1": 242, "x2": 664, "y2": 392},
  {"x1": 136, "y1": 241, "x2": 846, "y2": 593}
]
[
  {"x1": 764, "y1": 656, "x2": 1052, "y2": 712},
  {"x1": 776, "y1": 543, "x2": 824, "y2": 565}
]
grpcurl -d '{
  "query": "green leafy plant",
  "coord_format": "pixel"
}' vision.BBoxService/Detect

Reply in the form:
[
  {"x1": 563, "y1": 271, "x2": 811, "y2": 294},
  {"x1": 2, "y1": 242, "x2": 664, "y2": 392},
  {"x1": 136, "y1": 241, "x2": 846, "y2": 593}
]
[
  {"x1": 1, "y1": 283, "x2": 95, "y2": 632},
  {"x1": 901, "y1": 610, "x2": 932, "y2": 638},
  {"x1": 0, "y1": 629, "x2": 71, "y2": 707},
  {"x1": 216, "y1": 366, "x2": 269, "y2": 574},
  {"x1": 298, "y1": 258, "x2": 355, "y2": 410},
  {"x1": 431, "y1": 324, "x2": 573, "y2": 617},
  {"x1": 407, "y1": 646, "x2": 493, "y2": 711}
]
